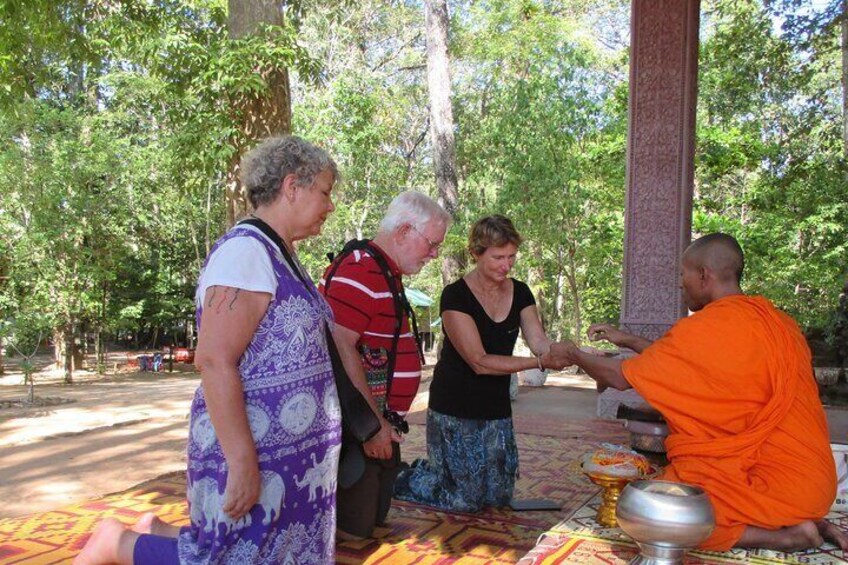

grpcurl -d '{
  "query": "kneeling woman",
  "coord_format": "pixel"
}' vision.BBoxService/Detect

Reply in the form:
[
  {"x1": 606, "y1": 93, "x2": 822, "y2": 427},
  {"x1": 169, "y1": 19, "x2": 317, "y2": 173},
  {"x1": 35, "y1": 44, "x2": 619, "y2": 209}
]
[{"x1": 394, "y1": 215, "x2": 561, "y2": 512}]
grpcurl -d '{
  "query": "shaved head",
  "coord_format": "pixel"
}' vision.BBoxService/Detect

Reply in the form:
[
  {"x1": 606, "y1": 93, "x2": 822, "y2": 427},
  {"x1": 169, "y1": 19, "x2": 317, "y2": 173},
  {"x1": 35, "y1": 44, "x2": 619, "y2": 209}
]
[{"x1": 683, "y1": 233, "x2": 745, "y2": 284}]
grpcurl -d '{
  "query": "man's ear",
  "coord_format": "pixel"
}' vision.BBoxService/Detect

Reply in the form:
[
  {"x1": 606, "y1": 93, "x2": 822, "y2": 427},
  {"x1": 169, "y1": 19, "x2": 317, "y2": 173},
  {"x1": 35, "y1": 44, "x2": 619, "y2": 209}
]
[
  {"x1": 699, "y1": 266, "x2": 712, "y2": 288},
  {"x1": 397, "y1": 222, "x2": 413, "y2": 242}
]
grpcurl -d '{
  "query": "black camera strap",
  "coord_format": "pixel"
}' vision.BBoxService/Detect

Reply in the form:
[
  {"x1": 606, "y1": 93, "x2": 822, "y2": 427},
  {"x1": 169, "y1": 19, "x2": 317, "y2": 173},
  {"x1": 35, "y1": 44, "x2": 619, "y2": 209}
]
[{"x1": 324, "y1": 239, "x2": 425, "y2": 404}]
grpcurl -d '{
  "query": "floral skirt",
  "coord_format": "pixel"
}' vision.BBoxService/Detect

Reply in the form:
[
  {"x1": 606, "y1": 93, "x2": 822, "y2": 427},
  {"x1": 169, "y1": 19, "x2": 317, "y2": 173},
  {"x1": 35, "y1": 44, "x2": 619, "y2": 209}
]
[{"x1": 393, "y1": 409, "x2": 518, "y2": 512}]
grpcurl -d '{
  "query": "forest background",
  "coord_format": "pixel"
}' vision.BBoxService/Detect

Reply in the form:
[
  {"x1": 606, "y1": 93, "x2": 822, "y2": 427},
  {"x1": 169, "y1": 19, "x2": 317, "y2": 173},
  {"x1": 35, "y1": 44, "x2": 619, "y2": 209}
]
[{"x1": 1, "y1": 0, "x2": 846, "y2": 382}]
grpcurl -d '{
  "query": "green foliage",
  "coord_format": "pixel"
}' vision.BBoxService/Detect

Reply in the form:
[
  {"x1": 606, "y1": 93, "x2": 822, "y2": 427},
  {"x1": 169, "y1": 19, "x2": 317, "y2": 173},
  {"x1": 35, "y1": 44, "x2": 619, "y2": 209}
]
[
  {"x1": 697, "y1": 0, "x2": 848, "y2": 329},
  {"x1": 291, "y1": 0, "x2": 435, "y2": 283},
  {"x1": 449, "y1": 0, "x2": 627, "y2": 340},
  {"x1": 0, "y1": 0, "x2": 322, "y2": 362},
  {"x1": 0, "y1": 0, "x2": 844, "y2": 360}
]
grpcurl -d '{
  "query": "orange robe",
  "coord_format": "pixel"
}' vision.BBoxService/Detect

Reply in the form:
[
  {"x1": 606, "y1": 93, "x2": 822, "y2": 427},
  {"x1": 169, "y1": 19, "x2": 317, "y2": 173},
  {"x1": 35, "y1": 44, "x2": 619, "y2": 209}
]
[{"x1": 621, "y1": 295, "x2": 835, "y2": 551}]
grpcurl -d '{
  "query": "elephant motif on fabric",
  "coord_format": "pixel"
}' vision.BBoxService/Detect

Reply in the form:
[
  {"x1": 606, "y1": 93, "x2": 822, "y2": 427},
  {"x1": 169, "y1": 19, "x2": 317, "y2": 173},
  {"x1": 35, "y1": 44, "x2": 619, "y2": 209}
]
[
  {"x1": 191, "y1": 406, "x2": 271, "y2": 453},
  {"x1": 323, "y1": 387, "x2": 341, "y2": 423},
  {"x1": 246, "y1": 405, "x2": 271, "y2": 444},
  {"x1": 188, "y1": 471, "x2": 284, "y2": 535},
  {"x1": 295, "y1": 444, "x2": 340, "y2": 502},
  {"x1": 188, "y1": 477, "x2": 249, "y2": 535},
  {"x1": 278, "y1": 391, "x2": 317, "y2": 436},
  {"x1": 190, "y1": 413, "x2": 217, "y2": 453},
  {"x1": 256, "y1": 470, "x2": 285, "y2": 526}
]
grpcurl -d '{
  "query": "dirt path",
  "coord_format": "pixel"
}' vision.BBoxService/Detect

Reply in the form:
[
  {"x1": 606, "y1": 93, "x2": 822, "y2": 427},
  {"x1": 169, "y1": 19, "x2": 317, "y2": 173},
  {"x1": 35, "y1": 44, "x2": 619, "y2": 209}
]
[
  {"x1": 0, "y1": 357, "x2": 439, "y2": 520},
  {"x1": 0, "y1": 364, "x2": 574, "y2": 519},
  {"x1": 0, "y1": 371, "x2": 198, "y2": 518},
  {"x1": 4, "y1": 362, "x2": 848, "y2": 522}
]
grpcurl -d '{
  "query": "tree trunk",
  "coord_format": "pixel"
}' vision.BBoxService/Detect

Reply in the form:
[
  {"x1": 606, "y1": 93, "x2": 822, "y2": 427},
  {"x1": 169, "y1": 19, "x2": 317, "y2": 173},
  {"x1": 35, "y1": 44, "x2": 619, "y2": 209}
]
[
  {"x1": 0, "y1": 335, "x2": 4, "y2": 376},
  {"x1": 27, "y1": 375, "x2": 34, "y2": 404},
  {"x1": 565, "y1": 246, "x2": 582, "y2": 346},
  {"x1": 63, "y1": 323, "x2": 74, "y2": 383},
  {"x1": 94, "y1": 328, "x2": 103, "y2": 373},
  {"x1": 842, "y1": 0, "x2": 847, "y2": 158},
  {"x1": 226, "y1": 0, "x2": 292, "y2": 226},
  {"x1": 423, "y1": 0, "x2": 462, "y2": 285},
  {"x1": 54, "y1": 327, "x2": 65, "y2": 368},
  {"x1": 187, "y1": 319, "x2": 195, "y2": 349},
  {"x1": 97, "y1": 285, "x2": 107, "y2": 372}
]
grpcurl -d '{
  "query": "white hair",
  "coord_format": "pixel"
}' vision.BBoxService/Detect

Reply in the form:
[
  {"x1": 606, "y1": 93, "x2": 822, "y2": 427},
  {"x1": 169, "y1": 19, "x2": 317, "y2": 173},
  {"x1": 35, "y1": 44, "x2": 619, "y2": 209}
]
[{"x1": 379, "y1": 191, "x2": 451, "y2": 233}]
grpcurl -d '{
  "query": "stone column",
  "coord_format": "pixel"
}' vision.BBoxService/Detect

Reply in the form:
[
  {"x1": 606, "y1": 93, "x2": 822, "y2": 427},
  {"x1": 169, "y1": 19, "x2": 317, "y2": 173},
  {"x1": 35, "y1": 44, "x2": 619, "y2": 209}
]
[
  {"x1": 599, "y1": 0, "x2": 700, "y2": 419},
  {"x1": 621, "y1": 0, "x2": 700, "y2": 340}
]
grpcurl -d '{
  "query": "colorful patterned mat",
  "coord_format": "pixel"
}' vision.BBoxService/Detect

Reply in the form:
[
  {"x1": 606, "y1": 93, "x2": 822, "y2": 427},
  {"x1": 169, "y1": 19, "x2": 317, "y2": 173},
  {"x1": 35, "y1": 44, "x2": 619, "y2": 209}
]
[
  {"x1": 517, "y1": 490, "x2": 848, "y2": 565},
  {"x1": 0, "y1": 472, "x2": 188, "y2": 564},
  {"x1": 0, "y1": 419, "x2": 625, "y2": 564},
  {"x1": 336, "y1": 421, "x2": 626, "y2": 564}
]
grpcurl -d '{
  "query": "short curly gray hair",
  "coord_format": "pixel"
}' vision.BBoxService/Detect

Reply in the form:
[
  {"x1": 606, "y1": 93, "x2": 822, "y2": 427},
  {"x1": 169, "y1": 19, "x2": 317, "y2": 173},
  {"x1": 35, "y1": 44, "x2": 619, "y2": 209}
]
[{"x1": 240, "y1": 135, "x2": 339, "y2": 208}]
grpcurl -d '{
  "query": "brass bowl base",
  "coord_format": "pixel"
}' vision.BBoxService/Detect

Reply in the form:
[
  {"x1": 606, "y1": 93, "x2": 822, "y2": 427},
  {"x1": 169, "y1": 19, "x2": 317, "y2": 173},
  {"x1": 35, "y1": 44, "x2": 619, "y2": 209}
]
[{"x1": 584, "y1": 472, "x2": 632, "y2": 528}]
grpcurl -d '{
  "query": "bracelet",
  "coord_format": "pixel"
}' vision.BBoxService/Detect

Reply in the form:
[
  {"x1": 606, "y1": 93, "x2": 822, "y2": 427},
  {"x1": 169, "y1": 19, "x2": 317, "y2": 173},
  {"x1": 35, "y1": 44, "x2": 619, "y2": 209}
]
[{"x1": 536, "y1": 354, "x2": 543, "y2": 371}]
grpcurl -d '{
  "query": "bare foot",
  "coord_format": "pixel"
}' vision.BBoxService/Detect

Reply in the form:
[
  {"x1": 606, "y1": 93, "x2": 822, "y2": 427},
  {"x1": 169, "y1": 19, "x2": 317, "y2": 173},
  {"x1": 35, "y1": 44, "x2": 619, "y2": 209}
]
[
  {"x1": 737, "y1": 521, "x2": 822, "y2": 551},
  {"x1": 816, "y1": 520, "x2": 848, "y2": 551},
  {"x1": 74, "y1": 518, "x2": 126, "y2": 565},
  {"x1": 130, "y1": 512, "x2": 180, "y2": 537},
  {"x1": 131, "y1": 512, "x2": 157, "y2": 534}
]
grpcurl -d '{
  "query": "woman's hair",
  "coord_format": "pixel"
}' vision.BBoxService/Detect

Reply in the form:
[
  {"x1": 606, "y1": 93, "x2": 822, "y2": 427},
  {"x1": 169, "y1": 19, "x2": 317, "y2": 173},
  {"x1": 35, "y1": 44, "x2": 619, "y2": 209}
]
[
  {"x1": 240, "y1": 135, "x2": 339, "y2": 208},
  {"x1": 468, "y1": 215, "x2": 523, "y2": 257},
  {"x1": 379, "y1": 191, "x2": 452, "y2": 233}
]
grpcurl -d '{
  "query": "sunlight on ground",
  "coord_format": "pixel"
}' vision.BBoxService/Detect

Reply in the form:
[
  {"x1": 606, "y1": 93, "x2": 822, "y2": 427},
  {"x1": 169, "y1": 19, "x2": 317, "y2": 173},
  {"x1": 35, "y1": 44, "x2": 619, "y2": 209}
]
[
  {"x1": 38, "y1": 481, "x2": 83, "y2": 496},
  {"x1": 0, "y1": 403, "x2": 187, "y2": 446},
  {"x1": 546, "y1": 372, "x2": 598, "y2": 390}
]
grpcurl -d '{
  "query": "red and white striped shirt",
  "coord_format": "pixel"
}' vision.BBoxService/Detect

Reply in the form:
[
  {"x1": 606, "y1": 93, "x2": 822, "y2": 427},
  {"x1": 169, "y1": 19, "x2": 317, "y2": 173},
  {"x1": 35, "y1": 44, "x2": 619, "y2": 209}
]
[{"x1": 319, "y1": 243, "x2": 422, "y2": 414}]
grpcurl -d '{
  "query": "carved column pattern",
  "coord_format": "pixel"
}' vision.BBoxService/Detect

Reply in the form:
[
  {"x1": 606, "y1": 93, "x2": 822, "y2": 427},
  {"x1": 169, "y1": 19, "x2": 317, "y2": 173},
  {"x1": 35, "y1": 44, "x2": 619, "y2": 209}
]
[{"x1": 621, "y1": 0, "x2": 700, "y2": 341}]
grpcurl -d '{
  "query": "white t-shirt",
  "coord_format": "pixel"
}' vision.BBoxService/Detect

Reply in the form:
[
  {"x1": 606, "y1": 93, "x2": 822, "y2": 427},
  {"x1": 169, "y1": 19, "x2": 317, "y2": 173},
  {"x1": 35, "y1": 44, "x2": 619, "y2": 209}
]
[{"x1": 195, "y1": 225, "x2": 277, "y2": 307}]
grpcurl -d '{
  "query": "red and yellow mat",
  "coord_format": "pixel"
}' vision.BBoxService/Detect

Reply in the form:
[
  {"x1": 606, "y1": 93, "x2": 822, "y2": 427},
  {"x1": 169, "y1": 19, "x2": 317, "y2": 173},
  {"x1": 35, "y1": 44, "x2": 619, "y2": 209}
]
[
  {"x1": 0, "y1": 419, "x2": 625, "y2": 564},
  {"x1": 0, "y1": 472, "x2": 187, "y2": 565},
  {"x1": 517, "y1": 492, "x2": 848, "y2": 565}
]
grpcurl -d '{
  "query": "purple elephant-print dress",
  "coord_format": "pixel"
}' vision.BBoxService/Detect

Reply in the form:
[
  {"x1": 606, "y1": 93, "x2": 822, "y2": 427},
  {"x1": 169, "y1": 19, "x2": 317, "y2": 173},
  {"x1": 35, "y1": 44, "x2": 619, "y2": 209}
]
[{"x1": 138, "y1": 226, "x2": 342, "y2": 564}]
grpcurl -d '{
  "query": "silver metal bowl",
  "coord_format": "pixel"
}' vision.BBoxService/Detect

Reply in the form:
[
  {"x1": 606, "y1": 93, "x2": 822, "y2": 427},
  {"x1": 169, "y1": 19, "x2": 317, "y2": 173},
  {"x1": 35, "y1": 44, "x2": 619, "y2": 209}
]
[
  {"x1": 624, "y1": 419, "x2": 669, "y2": 454},
  {"x1": 616, "y1": 480, "x2": 715, "y2": 564}
]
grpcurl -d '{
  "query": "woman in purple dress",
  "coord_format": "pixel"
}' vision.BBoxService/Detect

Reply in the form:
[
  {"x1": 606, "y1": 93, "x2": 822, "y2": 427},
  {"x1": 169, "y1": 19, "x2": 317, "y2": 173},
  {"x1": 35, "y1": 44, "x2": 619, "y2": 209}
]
[{"x1": 75, "y1": 136, "x2": 342, "y2": 564}]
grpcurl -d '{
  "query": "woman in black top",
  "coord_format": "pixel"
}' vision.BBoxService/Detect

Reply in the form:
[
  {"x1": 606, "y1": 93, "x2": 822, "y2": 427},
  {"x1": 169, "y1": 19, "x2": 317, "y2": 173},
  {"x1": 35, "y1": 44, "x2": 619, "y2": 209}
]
[{"x1": 394, "y1": 215, "x2": 564, "y2": 512}]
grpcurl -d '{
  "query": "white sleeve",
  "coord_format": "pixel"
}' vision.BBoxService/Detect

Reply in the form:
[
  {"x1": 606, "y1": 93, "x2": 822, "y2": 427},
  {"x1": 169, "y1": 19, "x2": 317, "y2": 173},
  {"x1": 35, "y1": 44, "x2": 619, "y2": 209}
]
[{"x1": 196, "y1": 236, "x2": 277, "y2": 306}]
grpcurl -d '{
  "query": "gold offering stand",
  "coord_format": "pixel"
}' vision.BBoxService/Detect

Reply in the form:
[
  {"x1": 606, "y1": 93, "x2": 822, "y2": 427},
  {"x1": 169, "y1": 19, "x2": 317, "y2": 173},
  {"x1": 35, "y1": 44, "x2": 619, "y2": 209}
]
[{"x1": 582, "y1": 465, "x2": 658, "y2": 528}]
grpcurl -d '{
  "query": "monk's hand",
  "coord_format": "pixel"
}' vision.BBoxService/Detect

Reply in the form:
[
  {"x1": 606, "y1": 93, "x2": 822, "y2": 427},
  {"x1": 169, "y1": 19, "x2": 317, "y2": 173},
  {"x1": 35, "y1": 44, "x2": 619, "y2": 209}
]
[
  {"x1": 579, "y1": 345, "x2": 610, "y2": 357},
  {"x1": 363, "y1": 418, "x2": 394, "y2": 460},
  {"x1": 222, "y1": 454, "x2": 261, "y2": 521},
  {"x1": 587, "y1": 323, "x2": 627, "y2": 346}
]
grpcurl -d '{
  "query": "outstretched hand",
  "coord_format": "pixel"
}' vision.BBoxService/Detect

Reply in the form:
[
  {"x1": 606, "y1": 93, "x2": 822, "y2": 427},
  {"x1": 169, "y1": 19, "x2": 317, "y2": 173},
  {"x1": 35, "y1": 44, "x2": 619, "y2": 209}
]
[{"x1": 587, "y1": 323, "x2": 629, "y2": 347}]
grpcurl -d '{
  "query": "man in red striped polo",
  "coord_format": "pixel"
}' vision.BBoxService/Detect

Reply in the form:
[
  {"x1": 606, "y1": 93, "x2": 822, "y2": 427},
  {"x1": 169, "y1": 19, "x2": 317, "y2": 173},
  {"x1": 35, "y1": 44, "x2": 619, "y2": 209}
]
[{"x1": 320, "y1": 191, "x2": 450, "y2": 539}]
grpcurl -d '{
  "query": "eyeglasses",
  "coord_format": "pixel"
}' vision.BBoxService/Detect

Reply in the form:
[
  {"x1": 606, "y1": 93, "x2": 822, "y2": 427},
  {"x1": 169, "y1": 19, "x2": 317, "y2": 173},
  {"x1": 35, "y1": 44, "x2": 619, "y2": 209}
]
[{"x1": 410, "y1": 224, "x2": 442, "y2": 252}]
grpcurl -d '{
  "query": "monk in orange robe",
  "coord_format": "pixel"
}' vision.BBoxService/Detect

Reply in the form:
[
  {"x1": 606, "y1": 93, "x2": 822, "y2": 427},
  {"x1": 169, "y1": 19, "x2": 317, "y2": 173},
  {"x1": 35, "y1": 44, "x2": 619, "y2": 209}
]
[{"x1": 555, "y1": 233, "x2": 848, "y2": 552}]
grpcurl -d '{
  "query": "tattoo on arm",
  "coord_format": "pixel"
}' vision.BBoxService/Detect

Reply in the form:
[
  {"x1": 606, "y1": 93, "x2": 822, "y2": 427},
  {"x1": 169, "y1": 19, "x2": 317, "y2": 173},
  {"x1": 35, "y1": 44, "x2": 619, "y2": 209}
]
[
  {"x1": 227, "y1": 289, "x2": 241, "y2": 311},
  {"x1": 206, "y1": 287, "x2": 218, "y2": 308},
  {"x1": 208, "y1": 287, "x2": 241, "y2": 314}
]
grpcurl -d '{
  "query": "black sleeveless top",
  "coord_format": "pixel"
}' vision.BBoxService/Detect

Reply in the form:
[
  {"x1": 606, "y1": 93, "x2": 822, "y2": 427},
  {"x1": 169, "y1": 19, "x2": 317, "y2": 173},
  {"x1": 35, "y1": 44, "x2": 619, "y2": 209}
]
[{"x1": 428, "y1": 277, "x2": 536, "y2": 420}]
